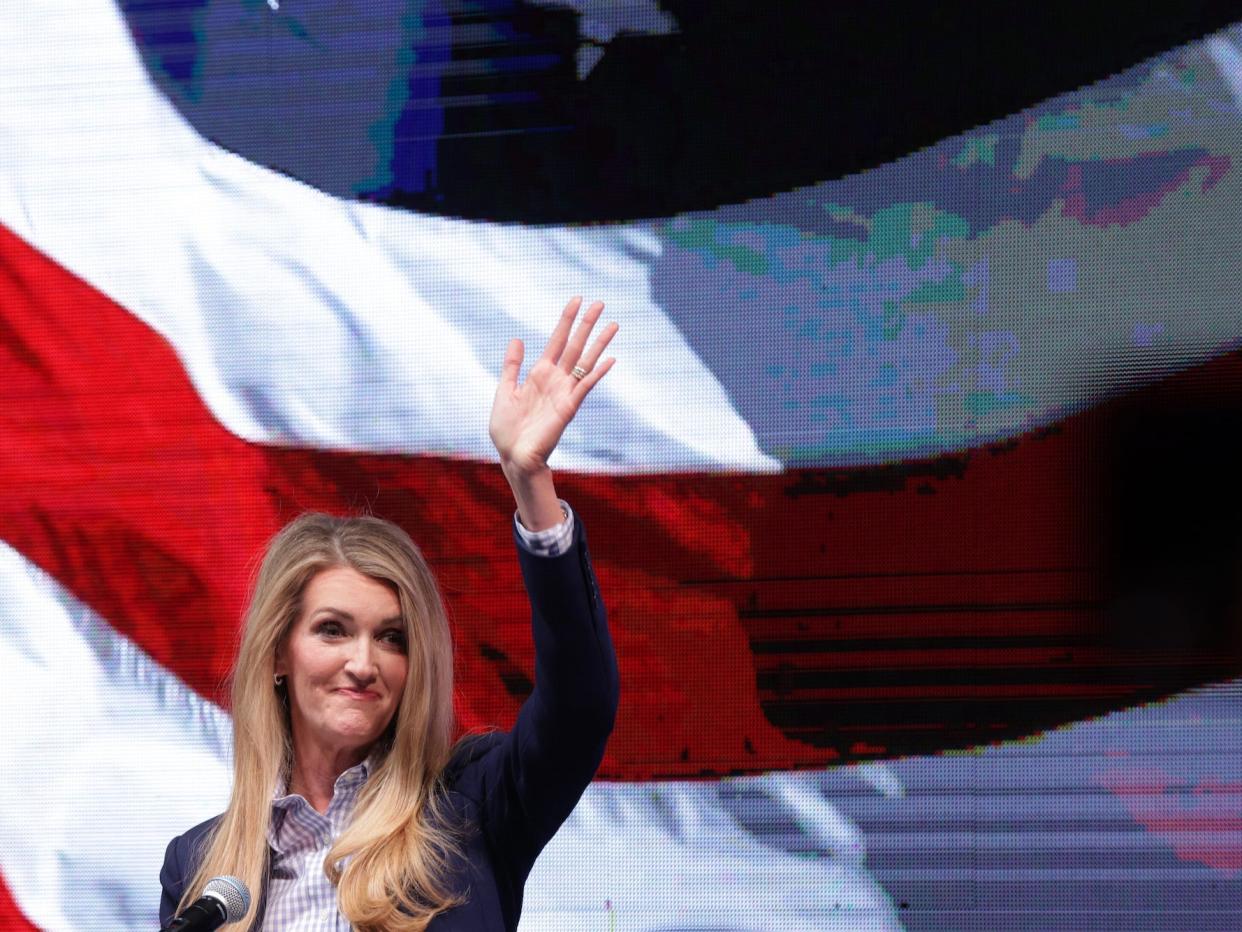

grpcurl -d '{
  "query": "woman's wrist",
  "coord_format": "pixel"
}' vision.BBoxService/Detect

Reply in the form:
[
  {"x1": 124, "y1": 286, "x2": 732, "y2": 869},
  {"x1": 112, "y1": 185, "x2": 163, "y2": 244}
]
[{"x1": 502, "y1": 461, "x2": 563, "y2": 531}]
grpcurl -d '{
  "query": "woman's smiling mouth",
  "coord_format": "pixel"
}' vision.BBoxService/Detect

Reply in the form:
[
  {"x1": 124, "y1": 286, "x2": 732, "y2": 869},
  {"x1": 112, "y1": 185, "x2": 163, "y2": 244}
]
[{"x1": 335, "y1": 687, "x2": 381, "y2": 701}]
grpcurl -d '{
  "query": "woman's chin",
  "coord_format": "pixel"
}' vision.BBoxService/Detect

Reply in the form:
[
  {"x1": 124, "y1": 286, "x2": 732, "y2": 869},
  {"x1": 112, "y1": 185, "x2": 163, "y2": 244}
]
[{"x1": 320, "y1": 717, "x2": 386, "y2": 750}]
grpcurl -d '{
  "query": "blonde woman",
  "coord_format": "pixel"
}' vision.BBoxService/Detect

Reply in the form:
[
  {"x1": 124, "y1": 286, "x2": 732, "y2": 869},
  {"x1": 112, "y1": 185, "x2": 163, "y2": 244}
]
[{"x1": 159, "y1": 299, "x2": 620, "y2": 930}]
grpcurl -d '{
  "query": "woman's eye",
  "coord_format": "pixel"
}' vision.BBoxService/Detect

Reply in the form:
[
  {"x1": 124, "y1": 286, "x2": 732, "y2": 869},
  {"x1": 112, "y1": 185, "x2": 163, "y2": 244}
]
[
  {"x1": 380, "y1": 629, "x2": 407, "y2": 649},
  {"x1": 315, "y1": 620, "x2": 345, "y2": 637}
]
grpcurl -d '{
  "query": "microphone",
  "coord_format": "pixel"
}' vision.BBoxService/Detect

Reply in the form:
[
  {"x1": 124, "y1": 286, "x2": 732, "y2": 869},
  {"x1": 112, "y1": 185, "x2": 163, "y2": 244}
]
[{"x1": 161, "y1": 876, "x2": 250, "y2": 931}]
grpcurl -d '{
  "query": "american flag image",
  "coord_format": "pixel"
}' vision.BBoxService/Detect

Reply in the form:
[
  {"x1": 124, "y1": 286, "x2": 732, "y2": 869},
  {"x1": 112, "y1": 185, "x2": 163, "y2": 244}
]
[{"x1": 3, "y1": 3, "x2": 1242, "y2": 929}]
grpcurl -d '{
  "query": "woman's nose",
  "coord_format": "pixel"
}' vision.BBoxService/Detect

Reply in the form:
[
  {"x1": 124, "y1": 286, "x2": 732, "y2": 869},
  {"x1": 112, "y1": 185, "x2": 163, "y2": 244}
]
[{"x1": 343, "y1": 637, "x2": 378, "y2": 680}]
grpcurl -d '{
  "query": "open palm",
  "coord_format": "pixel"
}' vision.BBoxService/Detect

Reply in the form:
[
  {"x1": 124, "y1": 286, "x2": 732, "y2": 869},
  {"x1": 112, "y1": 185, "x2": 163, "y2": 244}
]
[{"x1": 489, "y1": 297, "x2": 618, "y2": 475}]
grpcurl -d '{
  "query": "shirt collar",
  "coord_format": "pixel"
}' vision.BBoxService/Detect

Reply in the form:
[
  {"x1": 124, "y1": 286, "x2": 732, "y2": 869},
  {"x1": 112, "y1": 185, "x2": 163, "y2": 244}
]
[
  {"x1": 272, "y1": 748, "x2": 382, "y2": 801},
  {"x1": 268, "y1": 749, "x2": 384, "y2": 852}
]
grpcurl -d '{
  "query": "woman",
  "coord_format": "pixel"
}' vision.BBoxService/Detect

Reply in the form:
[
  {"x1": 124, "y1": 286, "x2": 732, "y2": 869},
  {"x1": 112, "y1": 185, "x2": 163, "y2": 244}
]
[{"x1": 159, "y1": 298, "x2": 620, "y2": 930}]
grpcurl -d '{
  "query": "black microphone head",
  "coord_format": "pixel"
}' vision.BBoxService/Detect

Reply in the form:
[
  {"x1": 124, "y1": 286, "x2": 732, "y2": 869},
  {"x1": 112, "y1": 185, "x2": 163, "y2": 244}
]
[{"x1": 202, "y1": 876, "x2": 250, "y2": 922}]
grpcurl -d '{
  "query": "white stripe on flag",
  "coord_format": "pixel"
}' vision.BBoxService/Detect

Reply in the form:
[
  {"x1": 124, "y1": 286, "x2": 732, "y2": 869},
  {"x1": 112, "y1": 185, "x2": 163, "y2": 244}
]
[
  {"x1": 0, "y1": 541, "x2": 231, "y2": 932},
  {"x1": 0, "y1": 1, "x2": 779, "y2": 475},
  {"x1": 522, "y1": 780, "x2": 902, "y2": 931}
]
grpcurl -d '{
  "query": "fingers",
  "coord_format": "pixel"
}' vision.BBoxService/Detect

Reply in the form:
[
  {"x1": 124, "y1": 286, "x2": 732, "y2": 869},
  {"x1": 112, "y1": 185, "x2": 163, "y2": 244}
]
[
  {"x1": 542, "y1": 296, "x2": 607, "y2": 372},
  {"x1": 572, "y1": 355, "x2": 616, "y2": 400},
  {"x1": 533, "y1": 297, "x2": 617, "y2": 398},
  {"x1": 540, "y1": 296, "x2": 583, "y2": 365},
  {"x1": 499, "y1": 337, "x2": 524, "y2": 389},
  {"x1": 559, "y1": 299, "x2": 607, "y2": 374},
  {"x1": 572, "y1": 319, "x2": 619, "y2": 375}
]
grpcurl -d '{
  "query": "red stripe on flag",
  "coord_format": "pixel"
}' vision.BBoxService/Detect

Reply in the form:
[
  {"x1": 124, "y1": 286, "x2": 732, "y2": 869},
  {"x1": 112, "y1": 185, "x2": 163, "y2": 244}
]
[{"x1": 0, "y1": 873, "x2": 39, "y2": 932}]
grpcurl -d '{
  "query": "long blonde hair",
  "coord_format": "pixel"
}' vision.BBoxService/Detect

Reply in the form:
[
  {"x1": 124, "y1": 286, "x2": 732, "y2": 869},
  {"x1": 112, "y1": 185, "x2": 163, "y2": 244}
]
[{"x1": 178, "y1": 513, "x2": 464, "y2": 929}]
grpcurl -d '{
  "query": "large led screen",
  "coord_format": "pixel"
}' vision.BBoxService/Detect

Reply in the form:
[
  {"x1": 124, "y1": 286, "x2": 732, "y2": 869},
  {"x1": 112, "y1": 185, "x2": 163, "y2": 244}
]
[{"x1": 3, "y1": 3, "x2": 1242, "y2": 929}]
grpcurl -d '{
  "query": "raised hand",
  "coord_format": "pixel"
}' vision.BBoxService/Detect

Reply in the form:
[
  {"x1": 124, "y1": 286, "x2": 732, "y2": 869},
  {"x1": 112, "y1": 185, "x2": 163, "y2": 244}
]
[{"x1": 489, "y1": 296, "x2": 617, "y2": 486}]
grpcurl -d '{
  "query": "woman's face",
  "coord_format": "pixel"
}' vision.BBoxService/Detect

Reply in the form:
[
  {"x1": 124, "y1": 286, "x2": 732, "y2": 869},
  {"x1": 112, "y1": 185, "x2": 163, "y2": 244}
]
[{"x1": 276, "y1": 565, "x2": 409, "y2": 763}]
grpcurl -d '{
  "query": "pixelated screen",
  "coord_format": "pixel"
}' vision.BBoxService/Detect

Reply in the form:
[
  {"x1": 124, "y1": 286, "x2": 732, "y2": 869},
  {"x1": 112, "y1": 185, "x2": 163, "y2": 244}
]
[{"x1": 3, "y1": 2, "x2": 1242, "y2": 929}]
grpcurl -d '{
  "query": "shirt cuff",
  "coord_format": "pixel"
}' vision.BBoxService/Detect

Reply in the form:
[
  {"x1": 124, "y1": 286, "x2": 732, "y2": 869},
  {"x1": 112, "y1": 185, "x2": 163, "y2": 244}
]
[{"x1": 513, "y1": 500, "x2": 575, "y2": 558}]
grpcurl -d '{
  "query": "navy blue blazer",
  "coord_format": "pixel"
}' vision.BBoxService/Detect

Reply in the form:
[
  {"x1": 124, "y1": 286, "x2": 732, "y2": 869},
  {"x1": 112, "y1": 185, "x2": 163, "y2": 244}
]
[{"x1": 160, "y1": 520, "x2": 619, "y2": 930}]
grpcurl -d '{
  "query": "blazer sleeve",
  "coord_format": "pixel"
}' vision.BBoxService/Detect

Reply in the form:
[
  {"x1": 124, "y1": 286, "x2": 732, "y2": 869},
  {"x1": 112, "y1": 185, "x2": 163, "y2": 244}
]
[
  {"x1": 452, "y1": 517, "x2": 619, "y2": 884},
  {"x1": 159, "y1": 832, "x2": 188, "y2": 926},
  {"x1": 158, "y1": 816, "x2": 221, "y2": 927}
]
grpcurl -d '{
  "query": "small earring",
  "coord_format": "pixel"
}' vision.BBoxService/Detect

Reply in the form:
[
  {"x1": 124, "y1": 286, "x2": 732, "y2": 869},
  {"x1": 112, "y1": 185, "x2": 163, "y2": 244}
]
[{"x1": 274, "y1": 674, "x2": 285, "y2": 687}]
